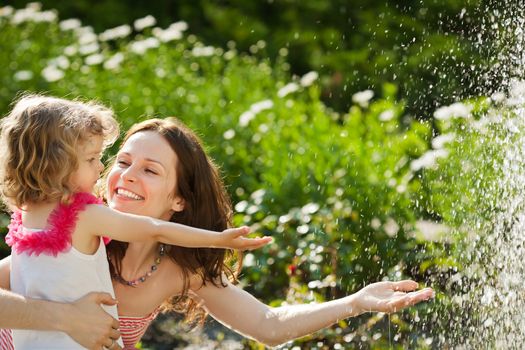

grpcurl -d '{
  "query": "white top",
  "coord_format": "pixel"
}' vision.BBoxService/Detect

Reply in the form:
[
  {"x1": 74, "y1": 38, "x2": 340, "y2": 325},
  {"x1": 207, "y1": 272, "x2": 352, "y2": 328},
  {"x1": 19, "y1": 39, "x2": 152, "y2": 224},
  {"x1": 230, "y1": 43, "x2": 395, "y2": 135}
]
[{"x1": 10, "y1": 232, "x2": 122, "y2": 349}]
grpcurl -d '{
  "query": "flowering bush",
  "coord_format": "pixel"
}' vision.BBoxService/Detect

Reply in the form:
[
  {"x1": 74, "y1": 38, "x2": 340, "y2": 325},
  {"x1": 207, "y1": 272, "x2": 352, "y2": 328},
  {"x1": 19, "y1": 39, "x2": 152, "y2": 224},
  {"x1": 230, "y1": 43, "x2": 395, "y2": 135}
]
[{"x1": 0, "y1": 4, "x2": 472, "y2": 348}]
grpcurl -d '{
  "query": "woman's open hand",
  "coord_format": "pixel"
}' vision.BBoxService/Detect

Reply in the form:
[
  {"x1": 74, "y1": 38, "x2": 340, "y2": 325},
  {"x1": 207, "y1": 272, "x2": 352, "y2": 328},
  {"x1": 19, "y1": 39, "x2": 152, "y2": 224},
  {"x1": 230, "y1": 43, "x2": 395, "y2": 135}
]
[
  {"x1": 352, "y1": 280, "x2": 434, "y2": 314},
  {"x1": 218, "y1": 226, "x2": 273, "y2": 250}
]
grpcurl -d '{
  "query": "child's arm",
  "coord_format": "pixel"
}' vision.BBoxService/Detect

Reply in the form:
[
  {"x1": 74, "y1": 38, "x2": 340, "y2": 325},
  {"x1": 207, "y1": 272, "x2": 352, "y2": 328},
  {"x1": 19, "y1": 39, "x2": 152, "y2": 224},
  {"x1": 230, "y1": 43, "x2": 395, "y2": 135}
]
[
  {"x1": 80, "y1": 204, "x2": 272, "y2": 250},
  {"x1": 0, "y1": 255, "x2": 9, "y2": 290}
]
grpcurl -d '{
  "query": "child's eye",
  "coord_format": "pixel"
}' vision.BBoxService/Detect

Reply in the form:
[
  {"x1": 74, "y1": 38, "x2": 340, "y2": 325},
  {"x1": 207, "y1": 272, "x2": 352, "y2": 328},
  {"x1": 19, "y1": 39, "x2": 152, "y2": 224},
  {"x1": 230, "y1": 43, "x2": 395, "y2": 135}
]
[{"x1": 117, "y1": 160, "x2": 130, "y2": 167}]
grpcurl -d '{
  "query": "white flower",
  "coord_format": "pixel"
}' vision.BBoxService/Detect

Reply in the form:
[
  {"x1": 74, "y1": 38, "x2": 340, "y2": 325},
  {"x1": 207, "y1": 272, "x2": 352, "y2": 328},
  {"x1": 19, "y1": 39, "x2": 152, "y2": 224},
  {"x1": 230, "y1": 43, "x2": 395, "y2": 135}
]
[
  {"x1": 48, "y1": 55, "x2": 69, "y2": 70},
  {"x1": 169, "y1": 21, "x2": 188, "y2": 32},
  {"x1": 103, "y1": 53, "x2": 124, "y2": 70},
  {"x1": 130, "y1": 37, "x2": 160, "y2": 55},
  {"x1": 63, "y1": 45, "x2": 77, "y2": 56},
  {"x1": 243, "y1": 253, "x2": 255, "y2": 267},
  {"x1": 41, "y1": 65, "x2": 64, "y2": 82},
  {"x1": 415, "y1": 220, "x2": 449, "y2": 241},
  {"x1": 99, "y1": 25, "x2": 131, "y2": 42},
  {"x1": 223, "y1": 129, "x2": 235, "y2": 140},
  {"x1": 223, "y1": 50, "x2": 236, "y2": 60},
  {"x1": 192, "y1": 46, "x2": 215, "y2": 57},
  {"x1": 277, "y1": 82, "x2": 299, "y2": 98},
  {"x1": 371, "y1": 218, "x2": 381, "y2": 230},
  {"x1": 238, "y1": 100, "x2": 274, "y2": 126},
  {"x1": 59, "y1": 18, "x2": 81, "y2": 31},
  {"x1": 384, "y1": 218, "x2": 399, "y2": 237},
  {"x1": 152, "y1": 27, "x2": 182, "y2": 42},
  {"x1": 250, "y1": 189, "x2": 266, "y2": 204},
  {"x1": 433, "y1": 102, "x2": 472, "y2": 120},
  {"x1": 26, "y1": 3, "x2": 42, "y2": 11},
  {"x1": 239, "y1": 111, "x2": 255, "y2": 127},
  {"x1": 490, "y1": 91, "x2": 506, "y2": 103},
  {"x1": 379, "y1": 109, "x2": 395, "y2": 121},
  {"x1": 300, "y1": 71, "x2": 318, "y2": 87},
  {"x1": 250, "y1": 100, "x2": 273, "y2": 114},
  {"x1": 74, "y1": 25, "x2": 94, "y2": 36},
  {"x1": 0, "y1": 6, "x2": 14, "y2": 17},
  {"x1": 234, "y1": 200, "x2": 248, "y2": 212},
  {"x1": 11, "y1": 8, "x2": 36, "y2": 24},
  {"x1": 134, "y1": 15, "x2": 156, "y2": 31},
  {"x1": 78, "y1": 42, "x2": 100, "y2": 55},
  {"x1": 352, "y1": 89, "x2": 374, "y2": 107},
  {"x1": 85, "y1": 53, "x2": 104, "y2": 65},
  {"x1": 507, "y1": 79, "x2": 525, "y2": 106},
  {"x1": 410, "y1": 149, "x2": 449, "y2": 171},
  {"x1": 14, "y1": 70, "x2": 33, "y2": 81},
  {"x1": 11, "y1": 5, "x2": 55, "y2": 23},
  {"x1": 78, "y1": 32, "x2": 98, "y2": 45},
  {"x1": 38, "y1": 10, "x2": 56, "y2": 22},
  {"x1": 301, "y1": 202, "x2": 320, "y2": 214},
  {"x1": 431, "y1": 133, "x2": 455, "y2": 149}
]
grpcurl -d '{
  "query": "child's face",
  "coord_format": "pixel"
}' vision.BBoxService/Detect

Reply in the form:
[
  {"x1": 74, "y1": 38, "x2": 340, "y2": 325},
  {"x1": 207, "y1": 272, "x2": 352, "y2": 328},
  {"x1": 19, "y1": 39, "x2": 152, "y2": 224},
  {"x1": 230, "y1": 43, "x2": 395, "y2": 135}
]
[
  {"x1": 69, "y1": 134, "x2": 105, "y2": 193},
  {"x1": 106, "y1": 130, "x2": 184, "y2": 220}
]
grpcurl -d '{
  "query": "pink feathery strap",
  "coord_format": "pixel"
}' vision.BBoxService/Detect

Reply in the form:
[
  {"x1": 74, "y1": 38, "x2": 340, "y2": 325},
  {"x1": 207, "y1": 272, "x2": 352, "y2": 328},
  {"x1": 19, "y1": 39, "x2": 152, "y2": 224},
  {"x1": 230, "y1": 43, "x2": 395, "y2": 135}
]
[{"x1": 5, "y1": 192, "x2": 104, "y2": 257}]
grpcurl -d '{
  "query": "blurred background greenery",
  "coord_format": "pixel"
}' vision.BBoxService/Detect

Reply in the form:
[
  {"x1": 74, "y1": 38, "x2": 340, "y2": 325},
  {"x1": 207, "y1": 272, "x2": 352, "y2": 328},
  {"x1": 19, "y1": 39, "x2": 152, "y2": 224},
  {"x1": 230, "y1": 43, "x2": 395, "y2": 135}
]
[{"x1": 0, "y1": 1, "x2": 510, "y2": 349}]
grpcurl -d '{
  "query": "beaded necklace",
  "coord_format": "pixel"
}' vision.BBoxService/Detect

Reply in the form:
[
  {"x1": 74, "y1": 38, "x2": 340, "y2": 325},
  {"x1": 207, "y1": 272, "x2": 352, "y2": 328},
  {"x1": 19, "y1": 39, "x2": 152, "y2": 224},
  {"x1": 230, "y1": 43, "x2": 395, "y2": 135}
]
[{"x1": 114, "y1": 244, "x2": 166, "y2": 287}]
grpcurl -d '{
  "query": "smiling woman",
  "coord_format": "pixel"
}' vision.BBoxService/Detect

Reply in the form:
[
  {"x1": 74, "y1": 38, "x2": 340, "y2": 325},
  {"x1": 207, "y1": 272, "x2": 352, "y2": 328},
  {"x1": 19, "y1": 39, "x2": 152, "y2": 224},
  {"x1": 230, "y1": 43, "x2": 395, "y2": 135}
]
[
  {"x1": 1, "y1": 115, "x2": 433, "y2": 350},
  {"x1": 102, "y1": 118, "x2": 435, "y2": 348}
]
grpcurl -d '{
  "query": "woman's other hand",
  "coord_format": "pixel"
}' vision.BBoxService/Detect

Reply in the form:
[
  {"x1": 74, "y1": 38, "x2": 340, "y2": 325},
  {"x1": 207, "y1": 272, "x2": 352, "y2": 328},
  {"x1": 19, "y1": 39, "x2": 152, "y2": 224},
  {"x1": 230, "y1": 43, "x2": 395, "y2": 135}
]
[
  {"x1": 63, "y1": 292, "x2": 122, "y2": 350},
  {"x1": 351, "y1": 280, "x2": 434, "y2": 314}
]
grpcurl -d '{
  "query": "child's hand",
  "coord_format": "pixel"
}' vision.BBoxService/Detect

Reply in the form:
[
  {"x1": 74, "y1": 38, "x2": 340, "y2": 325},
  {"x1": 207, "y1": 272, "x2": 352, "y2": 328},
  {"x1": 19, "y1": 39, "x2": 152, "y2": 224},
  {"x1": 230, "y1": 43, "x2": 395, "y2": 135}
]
[
  {"x1": 351, "y1": 280, "x2": 434, "y2": 314},
  {"x1": 218, "y1": 226, "x2": 272, "y2": 250}
]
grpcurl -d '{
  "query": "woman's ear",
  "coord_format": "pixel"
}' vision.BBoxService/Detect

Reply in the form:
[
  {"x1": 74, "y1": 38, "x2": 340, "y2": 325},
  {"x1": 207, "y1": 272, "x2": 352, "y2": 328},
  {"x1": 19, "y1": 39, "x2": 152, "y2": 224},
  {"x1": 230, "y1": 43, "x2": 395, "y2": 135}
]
[{"x1": 171, "y1": 195, "x2": 185, "y2": 212}]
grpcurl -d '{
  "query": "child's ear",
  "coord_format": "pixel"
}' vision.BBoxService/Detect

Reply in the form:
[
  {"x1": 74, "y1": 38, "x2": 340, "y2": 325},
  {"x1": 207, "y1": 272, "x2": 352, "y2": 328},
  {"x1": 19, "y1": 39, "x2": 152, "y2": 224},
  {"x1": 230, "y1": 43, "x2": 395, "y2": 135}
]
[{"x1": 171, "y1": 196, "x2": 185, "y2": 212}]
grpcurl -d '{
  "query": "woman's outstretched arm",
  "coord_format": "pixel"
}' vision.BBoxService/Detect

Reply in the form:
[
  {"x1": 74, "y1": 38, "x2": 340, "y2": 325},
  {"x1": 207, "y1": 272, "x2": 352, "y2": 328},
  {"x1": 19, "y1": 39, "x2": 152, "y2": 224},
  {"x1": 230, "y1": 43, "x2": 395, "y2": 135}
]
[
  {"x1": 192, "y1": 279, "x2": 433, "y2": 347},
  {"x1": 0, "y1": 256, "x2": 121, "y2": 350}
]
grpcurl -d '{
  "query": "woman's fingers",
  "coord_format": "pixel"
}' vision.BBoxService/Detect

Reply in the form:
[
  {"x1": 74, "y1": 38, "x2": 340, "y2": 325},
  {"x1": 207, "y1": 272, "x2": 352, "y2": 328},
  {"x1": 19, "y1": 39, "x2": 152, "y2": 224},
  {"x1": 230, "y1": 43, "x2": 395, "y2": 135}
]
[
  {"x1": 242, "y1": 236, "x2": 273, "y2": 250},
  {"x1": 228, "y1": 226, "x2": 251, "y2": 238},
  {"x1": 390, "y1": 280, "x2": 419, "y2": 292},
  {"x1": 386, "y1": 288, "x2": 434, "y2": 312}
]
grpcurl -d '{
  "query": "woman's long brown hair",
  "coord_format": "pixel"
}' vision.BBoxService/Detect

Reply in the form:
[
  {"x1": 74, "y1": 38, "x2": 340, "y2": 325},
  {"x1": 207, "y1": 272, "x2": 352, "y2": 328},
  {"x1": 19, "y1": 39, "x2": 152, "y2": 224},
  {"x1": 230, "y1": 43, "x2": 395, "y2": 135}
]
[{"x1": 106, "y1": 117, "x2": 241, "y2": 326}]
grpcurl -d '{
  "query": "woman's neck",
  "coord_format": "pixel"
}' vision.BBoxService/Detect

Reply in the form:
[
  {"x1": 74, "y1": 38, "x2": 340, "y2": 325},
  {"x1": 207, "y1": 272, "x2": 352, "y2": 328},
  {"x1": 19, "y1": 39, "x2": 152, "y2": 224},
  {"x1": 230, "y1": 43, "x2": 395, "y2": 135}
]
[{"x1": 121, "y1": 241, "x2": 160, "y2": 278}]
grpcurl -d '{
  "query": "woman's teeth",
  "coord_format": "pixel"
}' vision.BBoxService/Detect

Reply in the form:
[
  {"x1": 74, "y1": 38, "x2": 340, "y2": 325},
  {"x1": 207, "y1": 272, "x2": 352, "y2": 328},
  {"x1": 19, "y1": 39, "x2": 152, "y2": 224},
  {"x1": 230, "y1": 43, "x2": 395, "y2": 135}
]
[{"x1": 116, "y1": 188, "x2": 143, "y2": 200}]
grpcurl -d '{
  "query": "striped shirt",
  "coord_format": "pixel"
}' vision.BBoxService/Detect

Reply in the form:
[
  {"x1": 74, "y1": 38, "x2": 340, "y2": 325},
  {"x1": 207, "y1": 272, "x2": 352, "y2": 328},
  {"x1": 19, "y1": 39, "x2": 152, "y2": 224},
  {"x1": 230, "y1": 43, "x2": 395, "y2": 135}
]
[
  {"x1": 0, "y1": 308, "x2": 160, "y2": 350},
  {"x1": 0, "y1": 328, "x2": 14, "y2": 350}
]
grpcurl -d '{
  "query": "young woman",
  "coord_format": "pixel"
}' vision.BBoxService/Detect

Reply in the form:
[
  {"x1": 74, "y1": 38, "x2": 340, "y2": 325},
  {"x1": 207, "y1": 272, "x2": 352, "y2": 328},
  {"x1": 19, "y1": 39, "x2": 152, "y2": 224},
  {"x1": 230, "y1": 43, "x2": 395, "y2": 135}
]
[{"x1": 0, "y1": 117, "x2": 433, "y2": 349}]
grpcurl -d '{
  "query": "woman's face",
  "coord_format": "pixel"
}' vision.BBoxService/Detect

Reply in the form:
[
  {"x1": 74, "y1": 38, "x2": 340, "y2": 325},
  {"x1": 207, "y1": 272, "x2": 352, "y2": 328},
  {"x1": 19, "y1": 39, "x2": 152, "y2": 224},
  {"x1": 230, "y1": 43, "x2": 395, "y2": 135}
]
[{"x1": 106, "y1": 130, "x2": 184, "y2": 220}]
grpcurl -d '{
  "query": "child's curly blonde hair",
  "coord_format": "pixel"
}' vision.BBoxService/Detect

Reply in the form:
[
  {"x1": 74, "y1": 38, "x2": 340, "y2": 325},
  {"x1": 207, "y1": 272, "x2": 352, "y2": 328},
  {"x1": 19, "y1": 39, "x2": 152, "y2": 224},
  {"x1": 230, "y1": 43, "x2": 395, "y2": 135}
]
[{"x1": 0, "y1": 94, "x2": 119, "y2": 208}]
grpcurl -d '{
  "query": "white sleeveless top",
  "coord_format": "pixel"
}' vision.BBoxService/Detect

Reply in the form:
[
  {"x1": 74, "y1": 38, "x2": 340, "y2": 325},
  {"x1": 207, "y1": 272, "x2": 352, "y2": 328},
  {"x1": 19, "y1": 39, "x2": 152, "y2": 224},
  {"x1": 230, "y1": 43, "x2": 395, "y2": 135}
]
[
  {"x1": 10, "y1": 237, "x2": 122, "y2": 349},
  {"x1": 5, "y1": 193, "x2": 123, "y2": 349}
]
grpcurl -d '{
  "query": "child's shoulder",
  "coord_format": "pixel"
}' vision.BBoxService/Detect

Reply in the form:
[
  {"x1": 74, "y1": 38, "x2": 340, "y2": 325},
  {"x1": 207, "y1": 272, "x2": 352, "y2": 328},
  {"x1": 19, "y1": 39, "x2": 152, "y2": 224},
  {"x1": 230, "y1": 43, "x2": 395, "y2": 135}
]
[{"x1": 6, "y1": 193, "x2": 104, "y2": 256}]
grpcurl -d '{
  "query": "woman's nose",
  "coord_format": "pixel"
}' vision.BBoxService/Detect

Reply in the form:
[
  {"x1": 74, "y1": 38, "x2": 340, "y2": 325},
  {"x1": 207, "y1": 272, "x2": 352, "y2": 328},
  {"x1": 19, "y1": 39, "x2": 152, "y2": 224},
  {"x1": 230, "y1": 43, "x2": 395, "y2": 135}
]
[{"x1": 121, "y1": 166, "x2": 137, "y2": 182}]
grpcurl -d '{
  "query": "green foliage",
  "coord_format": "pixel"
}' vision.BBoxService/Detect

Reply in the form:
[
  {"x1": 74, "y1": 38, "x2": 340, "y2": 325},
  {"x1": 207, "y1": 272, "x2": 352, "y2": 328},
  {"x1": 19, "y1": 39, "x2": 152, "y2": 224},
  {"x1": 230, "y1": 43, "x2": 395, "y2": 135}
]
[
  {"x1": 0, "y1": 4, "x2": 466, "y2": 348},
  {"x1": 5, "y1": 0, "x2": 494, "y2": 118}
]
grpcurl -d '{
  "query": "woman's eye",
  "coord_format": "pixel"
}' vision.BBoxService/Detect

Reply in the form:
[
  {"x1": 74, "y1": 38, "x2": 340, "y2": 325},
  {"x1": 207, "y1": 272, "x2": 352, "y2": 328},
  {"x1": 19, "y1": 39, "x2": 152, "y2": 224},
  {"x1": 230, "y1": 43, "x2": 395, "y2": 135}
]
[{"x1": 145, "y1": 168, "x2": 157, "y2": 175}]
